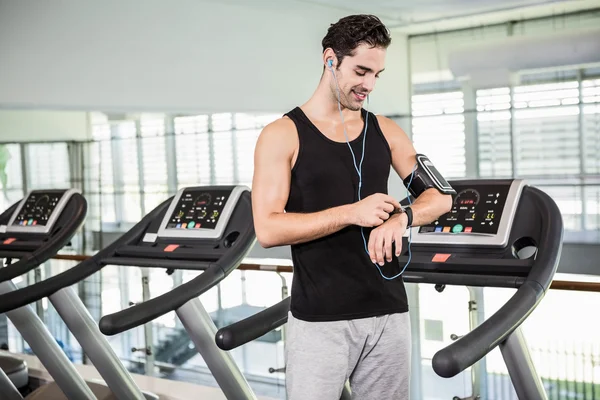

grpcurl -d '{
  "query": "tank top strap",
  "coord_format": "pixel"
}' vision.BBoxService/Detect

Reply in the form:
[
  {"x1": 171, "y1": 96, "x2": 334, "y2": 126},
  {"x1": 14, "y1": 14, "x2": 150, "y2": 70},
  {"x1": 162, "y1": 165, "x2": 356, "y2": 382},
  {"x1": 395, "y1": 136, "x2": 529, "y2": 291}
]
[
  {"x1": 365, "y1": 110, "x2": 392, "y2": 159},
  {"x1": 284, "y1": 106, "x2": 313, "y2": 137}
]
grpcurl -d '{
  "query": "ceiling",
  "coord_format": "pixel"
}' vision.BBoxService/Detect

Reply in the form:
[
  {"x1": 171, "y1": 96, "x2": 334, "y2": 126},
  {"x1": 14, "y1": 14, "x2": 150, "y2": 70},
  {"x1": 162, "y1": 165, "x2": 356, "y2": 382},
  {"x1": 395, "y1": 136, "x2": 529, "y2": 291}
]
[{"x1": 220, "y1": 0, "x2": 600, "y2": 35}]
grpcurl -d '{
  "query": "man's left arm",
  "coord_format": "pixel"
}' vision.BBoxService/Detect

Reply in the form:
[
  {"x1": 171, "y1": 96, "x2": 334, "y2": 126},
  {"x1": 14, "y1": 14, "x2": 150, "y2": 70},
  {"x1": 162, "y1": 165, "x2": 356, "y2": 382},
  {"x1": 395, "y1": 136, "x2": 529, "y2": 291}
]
[{"x1": 367, "y1": 116, "x2": 453, "y2": 265}]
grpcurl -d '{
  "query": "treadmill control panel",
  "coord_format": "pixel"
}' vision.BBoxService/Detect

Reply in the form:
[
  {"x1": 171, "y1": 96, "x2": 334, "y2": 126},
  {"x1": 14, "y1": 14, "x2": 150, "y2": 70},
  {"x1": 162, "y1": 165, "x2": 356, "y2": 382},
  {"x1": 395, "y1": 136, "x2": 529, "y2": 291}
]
[
  {"x1": 410, "y1": 180, "x2": 525, "y2": 247},
  {"x1": 12, "y1": 191, "x2": 64, "y2": 227},
  {"x1": 419, "y1": 185, "x2": 510, "y2": 235},
  {"x1": 157, "y1": 185, "x2": 249, "y2": 240},
  {"x1": 166, "y1": 189, "x2": 231, "y2": 231},
  {"x1": 6, "y1": 189, "x2": 78, "y2": 234}
]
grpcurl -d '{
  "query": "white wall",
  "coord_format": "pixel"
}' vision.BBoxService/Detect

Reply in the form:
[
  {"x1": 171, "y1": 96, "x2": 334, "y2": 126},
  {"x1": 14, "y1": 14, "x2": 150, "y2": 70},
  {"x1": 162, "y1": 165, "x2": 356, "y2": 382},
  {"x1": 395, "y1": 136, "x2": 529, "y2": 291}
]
[
  {"x1": 0, "y1": 110, "x2": 89, "y2": 142},
  {"x1": 407, "y1": 11, "x2": 600, "y2": 85},
  {"x1": 0, "y1": 0, "x2": 410, "y2": 116}
]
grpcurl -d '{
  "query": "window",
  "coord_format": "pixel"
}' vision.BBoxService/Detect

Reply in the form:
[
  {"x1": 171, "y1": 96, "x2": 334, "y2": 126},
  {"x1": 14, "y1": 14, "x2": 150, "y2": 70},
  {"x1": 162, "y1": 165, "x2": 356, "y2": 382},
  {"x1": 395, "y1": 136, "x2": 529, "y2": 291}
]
[
  {"x1": 234, "y1": 113, "x2": 279, "y2": 187},
  {"x1": 0, "y1": 144, "x2": 24, "y2": 211},
  {"x1": 474, "y1": 76, "x2": 600, "y2": 232},
  {"x1": 582, "y1": 78, "x2": 600, "y2": 174},
  {"x1": 211, "y1": 113, "x2": 236, "y2": 185},
  {"x1": 113, "y1": 121, "x2": 142, "y2": 223},
  {"x1": 584, "y1": 185, "x2": 600, "y2": 231},
  {"x1": 411, "y1": 91, "x2": 466, "y2": 178},
  {"x1": 26, "y1": 143, "x2": 71, "y2": 189},
  {"x1": 174, "y1": 112, "x2": 279, "y2": 189},
  {"x1": 534, "y1": 183, "x2": 583, "y2": 231},
  {"x1": 581, "y1": 78, "x2": 600, "y2": 230},
  {"x1": 476, "y1": 87, "x2": 513, "y2": 177},
  {"x1": 512, "y1": 81, "x2": 580, "y2": 177},
  {"x1": 140, "y1": 116, "x2": 168, "y2": 212},
  {"x1": 86, "y1": 114, "x2": 116, "y2": 227},
  {"x1": 174, "y1": 115, "x2": 211, "y2": 188}
]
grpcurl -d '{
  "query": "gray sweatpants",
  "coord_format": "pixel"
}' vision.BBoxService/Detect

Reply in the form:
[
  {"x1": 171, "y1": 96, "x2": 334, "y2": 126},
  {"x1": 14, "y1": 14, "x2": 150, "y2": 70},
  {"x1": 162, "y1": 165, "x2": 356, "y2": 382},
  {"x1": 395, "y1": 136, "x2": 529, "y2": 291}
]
[{"x1": 285, "y1": 311, "x2": 411, "y2": 400}]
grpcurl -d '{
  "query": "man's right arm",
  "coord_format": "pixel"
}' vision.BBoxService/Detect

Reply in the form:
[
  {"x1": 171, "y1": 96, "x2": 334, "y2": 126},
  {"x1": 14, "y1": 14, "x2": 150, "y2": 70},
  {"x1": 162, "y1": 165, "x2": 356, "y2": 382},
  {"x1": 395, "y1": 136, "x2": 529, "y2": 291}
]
[
  {"x1": 251, "y1": 119, "x2": 401, "y2": 248},
  {"x1": 251, "y1": 119, "x2": 354, "y2": 248}
]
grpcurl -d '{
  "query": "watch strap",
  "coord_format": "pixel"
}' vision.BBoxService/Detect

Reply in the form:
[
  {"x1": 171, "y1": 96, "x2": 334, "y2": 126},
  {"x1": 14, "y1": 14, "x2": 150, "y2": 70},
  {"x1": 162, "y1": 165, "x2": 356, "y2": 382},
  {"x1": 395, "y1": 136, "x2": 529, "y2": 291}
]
[{"x1": 404, "y1": 206, "x2": 413, "y2": 227}]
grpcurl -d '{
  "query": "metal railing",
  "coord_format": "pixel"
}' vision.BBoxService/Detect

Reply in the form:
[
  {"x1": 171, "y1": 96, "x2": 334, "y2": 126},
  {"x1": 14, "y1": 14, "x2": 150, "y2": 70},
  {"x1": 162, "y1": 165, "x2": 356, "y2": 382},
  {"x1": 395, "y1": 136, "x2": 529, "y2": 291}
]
[{"x1": 51, "y1": 253, "x2": 600, "y2": 293}]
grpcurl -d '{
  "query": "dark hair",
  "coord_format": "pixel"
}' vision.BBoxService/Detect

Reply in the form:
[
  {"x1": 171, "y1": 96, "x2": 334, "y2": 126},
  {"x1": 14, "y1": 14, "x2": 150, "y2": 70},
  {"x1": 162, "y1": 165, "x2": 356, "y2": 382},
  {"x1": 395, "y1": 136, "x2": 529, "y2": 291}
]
[{"x1": 322, "y1": 15, "x2": 391, "y2": 66}]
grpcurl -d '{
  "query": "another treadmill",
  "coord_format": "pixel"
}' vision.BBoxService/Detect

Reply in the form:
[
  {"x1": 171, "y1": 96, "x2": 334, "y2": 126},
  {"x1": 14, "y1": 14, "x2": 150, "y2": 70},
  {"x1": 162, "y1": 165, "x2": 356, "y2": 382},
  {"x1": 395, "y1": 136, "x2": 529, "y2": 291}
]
[
  {"x1": 0, "y1": 189, "x2": 159, "y2": 400},
  {"x1": 215, "y1": 179, "x2": 563, "y2": 400},
  {"x1": 0, "y1": 185, "x2": 260, "y2": 400},
  {"x1": 0, "y1": 189, "x2": 100, "y2": 399}
]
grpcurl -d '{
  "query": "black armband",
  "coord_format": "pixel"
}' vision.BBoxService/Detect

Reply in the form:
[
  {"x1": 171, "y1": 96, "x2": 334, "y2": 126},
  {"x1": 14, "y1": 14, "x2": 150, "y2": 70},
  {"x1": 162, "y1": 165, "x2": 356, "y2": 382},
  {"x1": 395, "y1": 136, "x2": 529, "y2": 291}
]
[{"x1": 403, "y1": 154, "x2": 456, "y2": 198}]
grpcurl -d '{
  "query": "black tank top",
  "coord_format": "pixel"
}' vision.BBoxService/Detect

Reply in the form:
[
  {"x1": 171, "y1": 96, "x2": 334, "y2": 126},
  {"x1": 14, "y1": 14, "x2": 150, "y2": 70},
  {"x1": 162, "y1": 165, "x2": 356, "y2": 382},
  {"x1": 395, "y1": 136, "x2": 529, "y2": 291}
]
[{"x1": 284, "y1": 106, "x2": 409, "y2": 322}]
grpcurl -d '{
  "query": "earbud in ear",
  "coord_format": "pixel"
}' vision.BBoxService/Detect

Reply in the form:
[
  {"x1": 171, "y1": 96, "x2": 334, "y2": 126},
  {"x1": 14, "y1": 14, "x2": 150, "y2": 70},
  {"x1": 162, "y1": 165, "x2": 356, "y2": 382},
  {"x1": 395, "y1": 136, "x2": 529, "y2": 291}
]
[{"x1": 327, "y1": 59, "x2": 333, "y2": 68}]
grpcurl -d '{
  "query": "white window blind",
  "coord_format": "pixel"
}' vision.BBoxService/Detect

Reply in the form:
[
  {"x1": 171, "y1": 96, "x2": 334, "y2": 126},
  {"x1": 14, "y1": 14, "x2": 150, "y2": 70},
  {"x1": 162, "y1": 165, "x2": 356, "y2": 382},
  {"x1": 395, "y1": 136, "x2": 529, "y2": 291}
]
[
  {"x1": 140, "y1": 116, "x2": 168, "y2": 212},
  {"x1": 512, "y1": 81, "x2": 580, "y2": 177},
  {"x1": 411, "y1": 91, "x2": 466, "y2": 178},
  {"x1": 212, "y1": 113, "x2": 235, "y2": 184},
  {"x1": 234, "y1": 113, "x2": 279, "y2": 187},
  {"x1": 582, "y1": 78, "x2": 600, "y2": 174},
  {"x1": 534, "y1": 184, "x2": 582, "y2": 231},
  {"x1": 584, "y1": 185, "x2": 600, "y2": 231},
  {"x1": 476, "y1": 78, "x2": 599, "y2": 232},
  {"x1": 113, "y1": 122, "x2": 142, "y2": 222},
  {"x1": 233, "y1": 129, "x2": 260, "y2": 187},
  {"x1": 213, "y1": 131, "x2": 234, "y2": 185},
  {"x1": 174, "y1": 115, "x2": 211, "y2": 188},
  {"x1": 89, "y1": 115, "x2": 116, "y2": 226},
  {"x1": 0, "y1": 144, "x2": 24, "y2": 211},
  {"x1": 476, "y1": 87, "x2": 513, "y2": 177},
  {"x1": 582, "y1": 78, "x2": 600, "y2": 230},
  {"x1": 27, "y1": 143, "x2": 71, "y2": 189}
]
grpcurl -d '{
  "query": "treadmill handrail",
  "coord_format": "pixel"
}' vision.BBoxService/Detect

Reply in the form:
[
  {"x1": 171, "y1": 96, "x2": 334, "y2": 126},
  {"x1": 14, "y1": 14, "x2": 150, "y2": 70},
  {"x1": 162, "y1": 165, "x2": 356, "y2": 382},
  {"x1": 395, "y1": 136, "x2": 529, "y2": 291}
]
[
  {"x1": 213, "y1": 271, "x2": 529, "y2": 351},
  {"x1": 216, "y1": 297, "x2": 291, "y2": 351},
  {"x1": 0, "y1": 198, "x2": 171, "y2": 314},
  {"x1": 99, "y1": 265, "x2": 224, "y2": 335},
  {"x1": 101, "y1": 256, "x2": 213, "y2": 270},
  {"x1": 213, "y1": 186, "x2": 563, "y2": 380},
  {"x1": 98, "y1": 193, "x2": 256, "y2": 336},
  {"x1": 0, "y1": 194, "x2": 87, "y2": 283},
  {"x1": 99, "y1": 231, "x2": 256, "y2": 336},
  {"x1": 432, "y1": 186, "x2": 563, "y2": 377}
]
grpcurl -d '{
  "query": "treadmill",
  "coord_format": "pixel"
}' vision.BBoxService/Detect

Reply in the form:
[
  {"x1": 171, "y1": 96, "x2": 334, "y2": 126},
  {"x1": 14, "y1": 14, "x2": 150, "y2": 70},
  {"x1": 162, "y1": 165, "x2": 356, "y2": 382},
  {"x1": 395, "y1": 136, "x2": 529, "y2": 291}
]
[
  {"x1": 0, "y1": 189, "x2": 159, "y2": 400},
  {"x1": 0, "y1": 185, "x2": 261, "y2": 400},
  {"x1": 214, "y1": 179, "x2": 564, "y2": 400},
  {"x1": 0, "y1": 189, "x2": 100, "y2": 399}
]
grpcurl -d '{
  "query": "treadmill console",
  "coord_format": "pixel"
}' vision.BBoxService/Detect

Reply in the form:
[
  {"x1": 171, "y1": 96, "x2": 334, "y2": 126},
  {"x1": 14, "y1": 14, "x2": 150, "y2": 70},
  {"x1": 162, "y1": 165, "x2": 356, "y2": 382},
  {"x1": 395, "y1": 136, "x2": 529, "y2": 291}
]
[
  {"x1": 410, "y1": 179, "x2": 525, "y2": 247},
  {"x1": 157, "y1": 186, "x2": 249, "y2": 239},
  {"x1": 5, "y1": 189, "x2": 79, "y2": 234}
]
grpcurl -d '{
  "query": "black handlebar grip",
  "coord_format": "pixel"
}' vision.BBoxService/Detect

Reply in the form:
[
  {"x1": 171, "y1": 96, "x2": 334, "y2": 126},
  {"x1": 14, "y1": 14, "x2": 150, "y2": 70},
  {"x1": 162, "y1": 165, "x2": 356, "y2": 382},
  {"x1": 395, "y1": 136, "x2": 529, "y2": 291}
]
[
  {"x1": 432, "y1": 280, "x2": 542, "y2": 377},
  {"x1": 99, "y1": 265, "x2": 224, "y2": 336},
  {"x1": 216, "y1": 297, "x2": 291, "y2": 351}
]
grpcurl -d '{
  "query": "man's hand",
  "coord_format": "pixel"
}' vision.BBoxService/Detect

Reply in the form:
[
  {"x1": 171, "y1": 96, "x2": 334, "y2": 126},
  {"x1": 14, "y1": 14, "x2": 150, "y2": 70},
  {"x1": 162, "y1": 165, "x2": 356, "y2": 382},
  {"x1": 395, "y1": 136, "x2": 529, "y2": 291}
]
[
  {"x1": 349, "y1": 193, "x2": 402, "y2": 227},
  {"x1": 367, "y1": 212, "x2": 408, "y2": 266}
]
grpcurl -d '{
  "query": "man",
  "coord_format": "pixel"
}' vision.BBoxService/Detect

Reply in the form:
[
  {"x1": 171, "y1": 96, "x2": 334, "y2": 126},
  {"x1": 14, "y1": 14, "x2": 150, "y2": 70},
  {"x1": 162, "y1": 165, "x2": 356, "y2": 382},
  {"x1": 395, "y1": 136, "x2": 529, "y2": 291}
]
[{"x1": 251, "y1": 14, "x2": 452, "y2": 399}]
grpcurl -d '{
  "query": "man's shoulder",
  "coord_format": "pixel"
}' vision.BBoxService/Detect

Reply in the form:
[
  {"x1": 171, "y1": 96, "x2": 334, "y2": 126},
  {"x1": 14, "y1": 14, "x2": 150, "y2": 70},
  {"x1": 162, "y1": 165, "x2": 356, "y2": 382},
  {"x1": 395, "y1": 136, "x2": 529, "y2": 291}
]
[
  {"x1": 265, "y1": 115, "x2": 297, "y2": 131},
  {"x1": 256, "y1": 116, "x2": 299, "y2": 153},
  {"x1": 374, "y1": 114, "x2": 402, "y2": 134},
  {"x1": 374, "y1": 114, "x2": 410, "y2": 140}
]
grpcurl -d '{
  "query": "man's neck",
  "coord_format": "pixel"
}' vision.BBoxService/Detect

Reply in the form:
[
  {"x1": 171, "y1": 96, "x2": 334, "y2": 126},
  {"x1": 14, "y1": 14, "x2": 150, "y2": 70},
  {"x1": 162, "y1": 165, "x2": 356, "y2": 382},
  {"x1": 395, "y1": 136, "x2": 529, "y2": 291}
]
[{"x1": 300, "y1": 81, "x2": 362, "y2": 123}]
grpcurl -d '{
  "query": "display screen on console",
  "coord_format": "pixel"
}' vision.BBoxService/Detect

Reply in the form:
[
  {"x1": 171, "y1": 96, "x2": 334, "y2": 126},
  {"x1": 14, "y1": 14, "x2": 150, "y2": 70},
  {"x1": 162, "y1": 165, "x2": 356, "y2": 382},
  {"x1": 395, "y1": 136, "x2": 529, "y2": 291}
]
[
  {"x1": 418, "y1": 184, "x2": 511, "y2": 235},
  {"x1": 12, "y1": 191, "x2": 66, "y2": 227},
  {"x1": 166, "y1": 189, "x2": 232, "y2": 231}
]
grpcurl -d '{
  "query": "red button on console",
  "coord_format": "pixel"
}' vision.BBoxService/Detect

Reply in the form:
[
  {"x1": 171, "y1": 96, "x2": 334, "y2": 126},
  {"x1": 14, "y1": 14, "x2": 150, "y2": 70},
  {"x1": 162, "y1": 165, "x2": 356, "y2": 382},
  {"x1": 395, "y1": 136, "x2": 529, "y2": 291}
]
[{"x1": 432, "y1": 253, "x2": 451, "y2": 263}]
